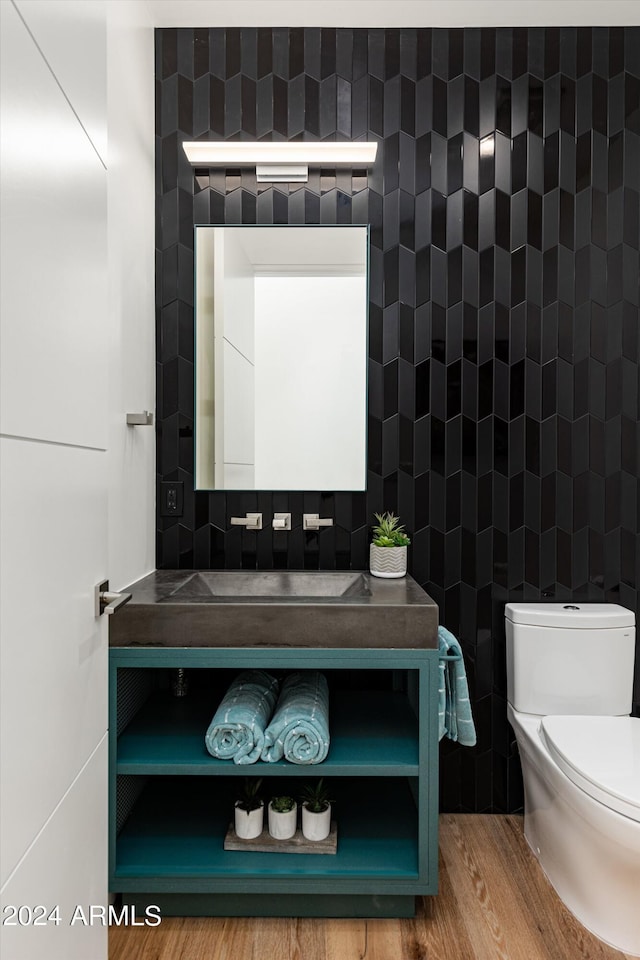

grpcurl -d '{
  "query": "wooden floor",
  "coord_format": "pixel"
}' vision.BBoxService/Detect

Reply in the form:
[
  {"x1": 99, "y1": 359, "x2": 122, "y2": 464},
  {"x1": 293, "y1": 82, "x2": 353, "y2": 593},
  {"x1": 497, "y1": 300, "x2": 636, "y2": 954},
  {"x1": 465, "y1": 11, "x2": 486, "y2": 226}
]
[{"x1": 109, "y1": 814, "x2": 636, "y2": 960}]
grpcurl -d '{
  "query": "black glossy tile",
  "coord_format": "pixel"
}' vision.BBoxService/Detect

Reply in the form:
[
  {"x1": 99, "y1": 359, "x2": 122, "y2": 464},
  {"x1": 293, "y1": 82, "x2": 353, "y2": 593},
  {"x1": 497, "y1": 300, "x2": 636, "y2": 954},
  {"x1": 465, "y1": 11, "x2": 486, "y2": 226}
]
[
  {"x1": 526, "y1": 34, "x2": 543, "y2": 85},
  {"x1": 545, "y1": 28, "x2": 561, "y2": 79},
  {"x1": 496, "y1": 76, "x2": 511, "y2": 137},
  {"x1": 495, "y1": 29, "x2": 512, "y2": 81},
  {"x1": 609, "y1": 27, "x2": 631, "y2": 77},
  {"x1": 506, "y1": 78, "x2": 525, "y2": 145},
  {"x1": 432, "y1": 191, "x2": 446, "y2": 251},
  {"x1": 225, "y1": 28, "x2": 241, "y2": 80},
  {"x1": 577, "y1": 27, "x2": 593, "y2": 78},
  {"x1": 511, "y1": 131, "x2": 528, "y2": 194},
  {"x1": 192, "y1": 29, "x2": 210, "y2": 79},
  {"x1": 609, "y1": 73, "x2": 625, "y2": 137},
  {"x1": 319, "y1": 75, "x2": 337, "y2": 138},
  {"x1": 463, "y1": 190, "x2": 478, "y2": 251},
  {"x1": 528, "y1": 78, "x2": 544, "y2": 136},
  {"x1": 479, "y1": 75, "x2": 496, "y2": 138},
  {"x1": 609, "y1": 131, "x2": 624, "y2": 192},
  {"x1": 156, "y1": 25, "x2": 640, "y2": 814},
  {"x1": 432, "y1": 76, "x2": 448, "y2": 138},
  {"x1": 576, "y1": 73, "x2": 593, "y2": 137},
  {"x1": 592, "y1": 74, "x2": 608, "y2": 137},
  {"x1": 478, "y1": 135, "x2": 495, "y2": 195},
  {"x1": 560, "y1": 75, "x2": 576, "y2": 135},
  {"x1": 448, "y1": 134, "x2": 464, "y2": 194},
  {"x1": 464, "y1": 76, "x2": 479, "y2": 137},
  {"x1": 495, "y1": 190, "x2": 510, "y2": 251}
]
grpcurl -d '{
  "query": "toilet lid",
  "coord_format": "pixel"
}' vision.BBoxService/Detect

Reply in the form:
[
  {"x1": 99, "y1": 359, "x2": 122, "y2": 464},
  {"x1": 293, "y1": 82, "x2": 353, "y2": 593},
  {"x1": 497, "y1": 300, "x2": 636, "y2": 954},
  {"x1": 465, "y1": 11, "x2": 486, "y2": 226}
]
[{"x1": 541, "y1": 716, "x2": 640, "y2": 823}]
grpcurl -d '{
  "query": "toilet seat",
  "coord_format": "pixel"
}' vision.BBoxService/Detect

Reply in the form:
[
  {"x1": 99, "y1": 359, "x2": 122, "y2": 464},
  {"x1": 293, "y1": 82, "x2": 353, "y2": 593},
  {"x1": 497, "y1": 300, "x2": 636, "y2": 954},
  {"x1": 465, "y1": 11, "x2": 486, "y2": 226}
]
[{"x1": 541, "y1": 715, "x2": 640, "y2": 823}]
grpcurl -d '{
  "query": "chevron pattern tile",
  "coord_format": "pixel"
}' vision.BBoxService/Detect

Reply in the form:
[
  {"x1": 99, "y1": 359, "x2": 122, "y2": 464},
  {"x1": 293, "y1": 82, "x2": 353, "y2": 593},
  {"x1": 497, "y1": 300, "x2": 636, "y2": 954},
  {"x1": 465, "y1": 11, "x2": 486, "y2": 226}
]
[{"x1": 156, "y1": 27, "x2": 640, "y2": 812}]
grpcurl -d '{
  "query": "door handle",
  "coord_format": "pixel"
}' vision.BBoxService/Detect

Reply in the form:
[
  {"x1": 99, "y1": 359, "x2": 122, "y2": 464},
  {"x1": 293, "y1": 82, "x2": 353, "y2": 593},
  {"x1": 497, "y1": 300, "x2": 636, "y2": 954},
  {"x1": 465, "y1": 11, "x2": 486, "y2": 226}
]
[{"x1": 95, "y1": 580, "x2": 132, "y2": 617}]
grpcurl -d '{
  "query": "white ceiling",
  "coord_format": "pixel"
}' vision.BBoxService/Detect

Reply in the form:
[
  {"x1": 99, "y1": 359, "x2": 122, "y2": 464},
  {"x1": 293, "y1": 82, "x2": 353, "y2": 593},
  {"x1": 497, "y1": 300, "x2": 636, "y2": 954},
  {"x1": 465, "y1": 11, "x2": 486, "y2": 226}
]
[
  {"x1": 228, "y1": 226, "x2": 367, "y2": 270},
  {"x1": 146, "y1": 0, "x2": 640, "y2": 28}
]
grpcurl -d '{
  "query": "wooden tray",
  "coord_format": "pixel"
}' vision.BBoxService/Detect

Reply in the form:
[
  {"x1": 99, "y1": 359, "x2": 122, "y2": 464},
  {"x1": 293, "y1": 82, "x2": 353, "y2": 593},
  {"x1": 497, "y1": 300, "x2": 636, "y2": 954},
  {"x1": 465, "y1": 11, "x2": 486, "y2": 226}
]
[{"x1": 224, "y1": 822, "x2": 337, "y2": 855}]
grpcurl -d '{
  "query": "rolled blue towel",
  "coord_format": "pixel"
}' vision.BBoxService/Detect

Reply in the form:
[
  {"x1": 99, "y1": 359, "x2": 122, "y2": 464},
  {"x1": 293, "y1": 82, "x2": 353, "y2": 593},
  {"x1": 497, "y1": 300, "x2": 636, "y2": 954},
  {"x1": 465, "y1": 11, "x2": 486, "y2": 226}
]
[
  {"x1": 438, "y1": 626, "x2": 477, "y2": 747},
  {"x1": 261, "y1": 671, "x2": 330, "y2": 764},
  {"x1": 205, "y1": 670, "x2": 279, "y2": 764}
]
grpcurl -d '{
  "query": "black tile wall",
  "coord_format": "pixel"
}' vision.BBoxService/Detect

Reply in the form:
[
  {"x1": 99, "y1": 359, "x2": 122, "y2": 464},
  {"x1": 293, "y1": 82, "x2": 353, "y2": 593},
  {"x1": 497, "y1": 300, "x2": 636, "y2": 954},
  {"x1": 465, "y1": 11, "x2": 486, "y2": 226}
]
[{"x1": 155, "y1": 27, "x2": 640, "y2": 813}]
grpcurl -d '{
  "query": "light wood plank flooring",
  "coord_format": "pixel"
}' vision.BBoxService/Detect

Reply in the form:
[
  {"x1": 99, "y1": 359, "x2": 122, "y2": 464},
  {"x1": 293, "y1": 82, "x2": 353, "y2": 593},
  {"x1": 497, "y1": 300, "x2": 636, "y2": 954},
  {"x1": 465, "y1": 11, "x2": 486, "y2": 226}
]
[{"x1": 109, "y1": 815, "x2": 636, "y2": 960}]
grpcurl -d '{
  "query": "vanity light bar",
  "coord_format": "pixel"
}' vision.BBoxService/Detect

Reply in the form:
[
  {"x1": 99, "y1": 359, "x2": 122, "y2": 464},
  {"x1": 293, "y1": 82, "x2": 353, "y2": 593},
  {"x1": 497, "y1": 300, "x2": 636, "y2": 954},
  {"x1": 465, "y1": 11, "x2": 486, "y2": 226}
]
[{"x1": 182, "y1": 141, "x2": 378, "y2": 167}]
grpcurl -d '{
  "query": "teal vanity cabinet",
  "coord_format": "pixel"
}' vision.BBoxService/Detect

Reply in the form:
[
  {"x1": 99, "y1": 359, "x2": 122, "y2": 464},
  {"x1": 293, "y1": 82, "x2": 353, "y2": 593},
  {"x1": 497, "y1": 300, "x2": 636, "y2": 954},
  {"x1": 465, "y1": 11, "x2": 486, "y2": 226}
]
[{"x1": 109, "y1": 644, "x2": 439, "y2": 918}]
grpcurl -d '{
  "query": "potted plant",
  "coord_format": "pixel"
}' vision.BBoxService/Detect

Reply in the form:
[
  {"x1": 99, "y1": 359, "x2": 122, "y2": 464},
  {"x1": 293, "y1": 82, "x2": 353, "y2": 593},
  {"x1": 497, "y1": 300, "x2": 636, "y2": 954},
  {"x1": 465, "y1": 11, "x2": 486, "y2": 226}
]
[
  {"x1": 268, "y1": 795, "x2": 298, "y2": 840},
  {"x1": 300, "y1": 779, "x2": 333, "y2": 842},
  {"x1": 234, "y1": 778, "x2": 264, "y2": 840},
  {"x1": 369, "y1": 512, "x2": 411, "y2": 578}
]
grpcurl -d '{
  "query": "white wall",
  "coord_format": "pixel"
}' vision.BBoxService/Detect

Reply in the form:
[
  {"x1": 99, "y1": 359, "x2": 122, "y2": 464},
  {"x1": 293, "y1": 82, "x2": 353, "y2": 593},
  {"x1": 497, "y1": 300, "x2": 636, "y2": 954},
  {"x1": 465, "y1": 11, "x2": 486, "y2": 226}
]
[
  {"x1": 0, "y1": 1, "x2": 154, "y2": 958},
  {"x1": 254, "y1": 275, "x2": 367, "y2": 490},
  {"x1": 106, "y1": 0, "x2": 155, "y2": 591}
]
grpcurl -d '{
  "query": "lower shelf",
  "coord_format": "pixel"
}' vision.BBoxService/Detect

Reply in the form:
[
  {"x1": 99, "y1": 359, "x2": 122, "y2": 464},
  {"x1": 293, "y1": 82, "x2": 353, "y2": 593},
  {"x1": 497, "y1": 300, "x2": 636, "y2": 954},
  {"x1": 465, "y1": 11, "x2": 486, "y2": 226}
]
[{"x1": 113, "y1": 777, "x2": 419, "y2": 885}]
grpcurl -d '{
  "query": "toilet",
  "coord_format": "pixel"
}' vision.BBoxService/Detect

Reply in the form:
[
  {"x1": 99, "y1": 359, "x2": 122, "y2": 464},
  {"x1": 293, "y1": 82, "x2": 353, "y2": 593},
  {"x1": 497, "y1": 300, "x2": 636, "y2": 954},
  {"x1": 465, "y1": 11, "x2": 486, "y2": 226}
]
[{"x1": 505, "y1": 602, "x2": 640, "y2": 957}]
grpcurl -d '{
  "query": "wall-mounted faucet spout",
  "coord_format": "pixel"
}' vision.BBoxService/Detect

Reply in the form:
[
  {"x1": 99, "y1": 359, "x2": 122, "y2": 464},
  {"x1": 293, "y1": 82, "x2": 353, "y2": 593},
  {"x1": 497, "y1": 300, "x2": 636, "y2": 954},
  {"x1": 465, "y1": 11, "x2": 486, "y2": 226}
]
[{"x1": 229, "y1": 513, "x2": 263, "y2": 530}]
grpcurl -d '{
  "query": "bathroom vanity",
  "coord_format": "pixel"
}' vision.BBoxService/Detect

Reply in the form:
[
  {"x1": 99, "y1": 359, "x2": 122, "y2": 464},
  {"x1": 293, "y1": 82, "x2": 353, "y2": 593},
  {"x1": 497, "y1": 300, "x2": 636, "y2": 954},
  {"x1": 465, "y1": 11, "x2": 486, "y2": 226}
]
[{"x1": 108, "y1": 571, "x2": 439, "y2": 918}]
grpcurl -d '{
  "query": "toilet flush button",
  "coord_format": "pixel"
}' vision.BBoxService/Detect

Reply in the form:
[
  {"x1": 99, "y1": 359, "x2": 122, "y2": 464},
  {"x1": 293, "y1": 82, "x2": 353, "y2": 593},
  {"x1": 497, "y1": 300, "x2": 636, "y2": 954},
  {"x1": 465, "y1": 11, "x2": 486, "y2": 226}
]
[{"x1": 563, "y1": 604, "x2": 580, "y2": 610}]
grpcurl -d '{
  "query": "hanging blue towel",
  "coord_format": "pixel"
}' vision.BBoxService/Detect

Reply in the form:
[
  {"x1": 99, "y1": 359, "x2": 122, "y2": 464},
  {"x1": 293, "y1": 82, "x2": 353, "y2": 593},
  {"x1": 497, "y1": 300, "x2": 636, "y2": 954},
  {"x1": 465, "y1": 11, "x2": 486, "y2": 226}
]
[
  {"x1": 261, "y1": 671, "x2": 330, "y2": 764},
  {"x1": 438, "y1": 626, "x2": 477, "y2": 746},
  {"x1": 205, "y1": 670, "x2": 279, "y2": 764}
]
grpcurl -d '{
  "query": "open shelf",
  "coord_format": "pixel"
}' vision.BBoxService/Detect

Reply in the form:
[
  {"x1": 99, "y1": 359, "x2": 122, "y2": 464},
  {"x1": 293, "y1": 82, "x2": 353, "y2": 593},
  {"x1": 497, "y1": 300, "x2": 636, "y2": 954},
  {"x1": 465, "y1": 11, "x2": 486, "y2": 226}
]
[
  {"x1": 116, "y1": 689, "x2": 419, "y2": 776},
  {"x1": 109, "y1": 648, "x2": 438, "y2": 914},
  {"x1": 114, "y1": 777, "x2": 419, "y2": 883}
]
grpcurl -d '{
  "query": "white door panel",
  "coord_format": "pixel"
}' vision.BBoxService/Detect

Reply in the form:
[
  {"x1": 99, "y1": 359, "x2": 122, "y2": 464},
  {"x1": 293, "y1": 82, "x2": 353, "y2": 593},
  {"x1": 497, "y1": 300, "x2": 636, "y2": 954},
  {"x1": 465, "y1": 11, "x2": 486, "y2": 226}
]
[
  {"x1": 0, "y1": 438, "x2": 108, "y2": 887},
  {"x1": 0, "y1": 736, "x2": 108, "y2": 960},
  {"x1": 0, "y1": 4, "x2": 153, "y2": 959},
  {"x1": 0, "y1": 0, "x2": 107, "y2": 451},
  {"x1": 12, "y1": 0, "x2": 107, "y2": 166}
]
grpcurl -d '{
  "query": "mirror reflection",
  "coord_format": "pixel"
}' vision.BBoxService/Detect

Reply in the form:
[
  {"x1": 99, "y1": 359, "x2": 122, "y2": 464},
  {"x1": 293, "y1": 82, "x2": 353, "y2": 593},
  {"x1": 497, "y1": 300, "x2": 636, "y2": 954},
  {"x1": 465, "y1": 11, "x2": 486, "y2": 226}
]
[{"x1": 194, "y1": 226, "x2": 368, "y2": 491}]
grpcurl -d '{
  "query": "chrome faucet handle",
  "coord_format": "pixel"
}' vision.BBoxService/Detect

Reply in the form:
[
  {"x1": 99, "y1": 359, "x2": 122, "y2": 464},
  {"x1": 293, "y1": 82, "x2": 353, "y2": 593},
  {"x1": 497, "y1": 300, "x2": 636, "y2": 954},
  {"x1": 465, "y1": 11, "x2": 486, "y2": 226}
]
[
  {"x1": 230, "y1": 513, "x2": 263, "y2": 530},
  {"x1": 303, "y1": 513, "x2": 334, "y2": 531},
  {"x1": 272, "y1": 513, "x2": 292, "y2": 531}
]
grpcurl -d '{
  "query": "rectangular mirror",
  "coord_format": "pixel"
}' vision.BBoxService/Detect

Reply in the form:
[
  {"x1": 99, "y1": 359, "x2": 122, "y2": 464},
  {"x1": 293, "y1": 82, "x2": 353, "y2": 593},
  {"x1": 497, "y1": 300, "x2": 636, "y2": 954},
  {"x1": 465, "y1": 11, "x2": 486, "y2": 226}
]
[{"x1": 194, "y1": 225, "x2": 368, "y2": 491}]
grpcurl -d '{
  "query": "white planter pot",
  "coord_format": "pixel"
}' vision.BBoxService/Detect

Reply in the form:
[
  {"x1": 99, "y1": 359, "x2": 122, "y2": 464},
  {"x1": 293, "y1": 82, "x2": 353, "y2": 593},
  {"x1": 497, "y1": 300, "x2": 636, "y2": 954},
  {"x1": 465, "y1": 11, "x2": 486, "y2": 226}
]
[
  {"x1": 302, "y1": 802, "x2": 331, "y2": 842},
  {"x1": 369, "y1": 544, "x2": 407, "y2": 579},
  {"x1": 234, "y1": 801, "x2": 264, "y2": 840},
  {"x1": 268, "y1": 801, "x2": 298, "y2": 840}
]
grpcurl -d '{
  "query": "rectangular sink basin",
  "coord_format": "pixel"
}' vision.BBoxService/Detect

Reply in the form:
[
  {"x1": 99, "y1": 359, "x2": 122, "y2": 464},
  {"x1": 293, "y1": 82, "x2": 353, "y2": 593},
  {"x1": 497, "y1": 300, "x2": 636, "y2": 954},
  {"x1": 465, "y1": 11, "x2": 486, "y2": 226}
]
[
  {"x1": 164, "y1": 571, "x2": 370, "y2": 600},
  {"x1": 109, "y1": 570, "x2": 438, "y2": 650}
]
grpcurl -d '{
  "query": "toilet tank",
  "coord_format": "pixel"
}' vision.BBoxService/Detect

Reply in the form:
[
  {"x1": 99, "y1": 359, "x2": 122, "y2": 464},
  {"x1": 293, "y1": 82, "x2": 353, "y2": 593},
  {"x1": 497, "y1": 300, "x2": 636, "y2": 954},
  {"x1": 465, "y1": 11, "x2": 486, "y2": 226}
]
[{"x1": 505, "y1": 603, "x2": 636, "y2": 716}]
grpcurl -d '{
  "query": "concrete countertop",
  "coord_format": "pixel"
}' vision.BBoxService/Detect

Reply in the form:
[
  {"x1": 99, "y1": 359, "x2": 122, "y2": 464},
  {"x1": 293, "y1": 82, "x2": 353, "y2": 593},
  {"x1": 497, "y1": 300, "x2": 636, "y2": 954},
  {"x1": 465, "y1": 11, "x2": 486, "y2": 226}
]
[{"x1": 109, "y1": 570, "x2": 439, "y2": 650}]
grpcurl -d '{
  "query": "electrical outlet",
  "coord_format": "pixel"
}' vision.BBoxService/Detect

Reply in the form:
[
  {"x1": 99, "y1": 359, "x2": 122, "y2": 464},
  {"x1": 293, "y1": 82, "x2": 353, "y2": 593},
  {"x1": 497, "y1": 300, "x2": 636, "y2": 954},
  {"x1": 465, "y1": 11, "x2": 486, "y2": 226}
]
[{"x1": 161, "y1": 481, "x2": 184, "y2": 517}]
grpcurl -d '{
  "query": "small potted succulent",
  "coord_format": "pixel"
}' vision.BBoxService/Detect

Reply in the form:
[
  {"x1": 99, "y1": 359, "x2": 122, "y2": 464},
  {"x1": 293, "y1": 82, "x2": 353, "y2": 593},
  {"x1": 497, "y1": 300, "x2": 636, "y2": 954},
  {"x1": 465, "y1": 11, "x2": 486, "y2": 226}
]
[
  {"x1": 268, "y1": 795, "x2": 298, "y2": 840},
  {"x1": 234, "y1": 778, "x2": 264, "y2": 840},
  {"x1": 369, "y1": 512, "x2": 411, "y2": 578},
  {"x1": 300, "y1": 779, "x2": 333, "y2": 842}
]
